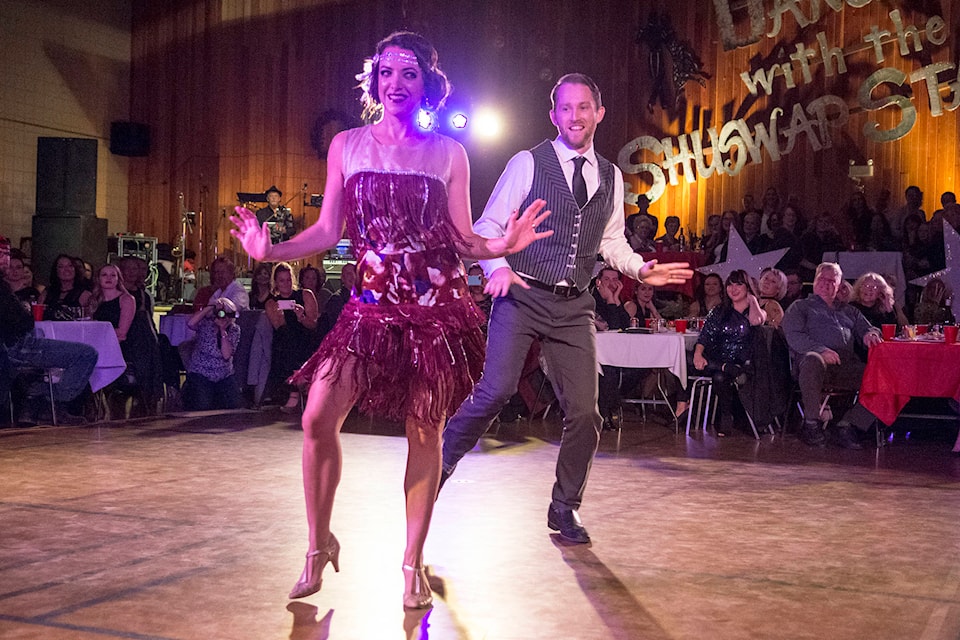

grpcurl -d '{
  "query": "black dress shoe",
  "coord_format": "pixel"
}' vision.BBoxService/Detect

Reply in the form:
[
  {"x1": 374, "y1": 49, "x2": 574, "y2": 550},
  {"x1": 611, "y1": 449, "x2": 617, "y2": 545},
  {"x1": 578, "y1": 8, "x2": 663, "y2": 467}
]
[
  {"x1": 836, "y1": 424, "x2": 864, "y2": 450},
  {"x1": 547, "y1": 505, "x2": 591, "y2": 544},
  {"x1": 799, "y1": 420, "x2": 826, "y2": 447}
]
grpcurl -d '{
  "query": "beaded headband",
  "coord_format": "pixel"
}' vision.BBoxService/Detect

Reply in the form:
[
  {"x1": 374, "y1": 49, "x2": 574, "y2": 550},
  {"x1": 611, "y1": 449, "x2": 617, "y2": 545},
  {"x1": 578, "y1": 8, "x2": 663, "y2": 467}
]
[{"x1": 377, "y1": 49, "x2": 420, "y2": 68}]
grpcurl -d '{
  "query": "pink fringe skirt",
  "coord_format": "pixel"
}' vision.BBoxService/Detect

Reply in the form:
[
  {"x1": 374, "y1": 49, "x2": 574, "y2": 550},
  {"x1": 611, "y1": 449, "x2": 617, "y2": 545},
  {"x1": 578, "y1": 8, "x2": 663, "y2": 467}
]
[{"x1": 290, "y1": 297, "x2": 485, "y2": 426}]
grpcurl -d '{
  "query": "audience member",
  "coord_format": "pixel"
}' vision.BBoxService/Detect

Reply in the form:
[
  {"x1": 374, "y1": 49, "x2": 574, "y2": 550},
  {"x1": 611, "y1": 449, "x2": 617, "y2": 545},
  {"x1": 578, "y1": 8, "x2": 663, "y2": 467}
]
[
  {"x1": 0, "y1": 274, "x2": 97, "y2": 425},
  {"x1": 741, "y1": 210, "x2": 769, "y2": 254},
  {"x1": 901, "y1": 216, "x2": 940, "y2": 281},
  {"x1": 740, "y1": 193, "x2": 759, "y2": 217},
  {"x1": 4, "y1": 250, "x2": 42, "y2": 304},
  {"x1": 700, "y1": 213, "x2": 723, "y2": 260},
  {"x1": 625, "y1": 213, "x2": 657, "y2": 252},
  {"x1": 836, "y1": 279, "x2": 853, "y2": 304},
  {"x1": 39, "y1": 254, "x2": 92, "y2": 320},
  {"x1": 782, "y1": 262, "x2": 882, "y2": 449},
  {"x1": 757, "y1": 267, "x2": 787, "y2": 328},
  {"x1": 798, "y1": 212, "x2": 844, "y2": 283},
  {"x1": 208, "y1": 256, "x2": 250, "y2": 310},
  {"x1": 688, "y1": 273, "x2": 725, "y2": 317},
  {"x1": 90, "y1": 263, "x2": 162, "y2": 416},
  {"x1": 116, "y1": 256, "x2": 154, "y2": 323},
  {"x1": 770, "y1": 205, "x2": 803, "y2": 270},
  {"x1": 321, "y1": 262, "x2": 356, "y2": 327},
  {"x1": 265, "y1": 262, "x2": 319, "y2": 412},
  {"x1": 713, "y1": 209, "x2": 741, "y2": 263},
  {"x1": 888, "y1": 185, "x2": 925, "y2": 241},
  {"x1": 654, "y1": 215, "x2": 681, "y2": 251},
  {"x1": 690, "y1": 269, "x2": 766, "y2": 436},
  {"x1": 624, "y1": 280, "x2": 663, "y2": 324},
  {"x1": 912, "y1": 279, "x2": 954, "y2": 326},
  {"x1": 249, "y1": 262, "x2": 273, "y2": 310},
  {"x1": 91, "y1": 264, "x2": 136, "y2": 342},
  {"x1": 593, "y1": 267, "x2": 643, "y2": 431},
  {"x1": 848, "y1": 192, "x2": 892, "y2": 251},
  {"x1": 849, "y1": 272, "x2": 907, "y2": 328},
  {"x1": 299, "y1": 265, "x2": 330, "y2": 311},
  {"x1": 466, "y1": 263, "x2": 492, "y2": 328},
  {"x1": 182, "y1": 297, "x2": 242, "y2": 411},
  {"x1": 759, "y1": 186, "x2": 781, "y2": 237},
  {"x1": 780, "y1": 269, "x2": 805, "y2": 310}
]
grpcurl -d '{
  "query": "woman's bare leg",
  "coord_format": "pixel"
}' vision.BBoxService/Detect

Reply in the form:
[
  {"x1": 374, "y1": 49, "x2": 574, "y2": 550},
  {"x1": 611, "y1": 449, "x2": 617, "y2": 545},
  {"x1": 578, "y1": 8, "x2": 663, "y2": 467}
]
[
  {"x1": 301, "y1": 362, "x2": 358, "y2": 553},
  {"x1": 400, "y1": 415, "x2": 443, "y2": 605}
]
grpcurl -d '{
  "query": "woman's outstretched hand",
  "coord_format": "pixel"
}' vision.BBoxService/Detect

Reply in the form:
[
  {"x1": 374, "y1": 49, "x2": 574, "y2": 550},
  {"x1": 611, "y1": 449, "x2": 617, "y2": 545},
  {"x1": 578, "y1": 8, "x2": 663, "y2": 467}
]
[
  {"x1": 229, "y1": 206, "x2": 272, "y2": 261},
  {"x1": 500, "y1": 199, "x2": 553, "y2": 255}
]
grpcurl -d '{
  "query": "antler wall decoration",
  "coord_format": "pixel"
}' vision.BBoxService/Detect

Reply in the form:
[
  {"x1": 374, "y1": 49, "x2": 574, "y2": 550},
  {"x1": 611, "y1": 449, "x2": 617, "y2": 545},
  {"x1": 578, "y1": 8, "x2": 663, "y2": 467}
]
[{"x1": 636, "y1": 11, "x2": 712, "y2": 113}]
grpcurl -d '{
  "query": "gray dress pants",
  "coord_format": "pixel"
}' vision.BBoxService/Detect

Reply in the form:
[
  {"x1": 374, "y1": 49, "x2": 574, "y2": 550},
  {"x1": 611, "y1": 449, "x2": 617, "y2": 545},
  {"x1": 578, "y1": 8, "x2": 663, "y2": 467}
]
[{"x1": 442, "y1": 285, "x2": 601, "y2": 511}]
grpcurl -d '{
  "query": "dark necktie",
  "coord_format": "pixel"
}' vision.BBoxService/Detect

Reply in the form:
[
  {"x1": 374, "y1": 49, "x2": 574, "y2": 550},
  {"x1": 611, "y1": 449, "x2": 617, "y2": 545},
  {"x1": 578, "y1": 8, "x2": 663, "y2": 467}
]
[{"x1": 572, "y1": 156, "x2": 588, "y2": 208}]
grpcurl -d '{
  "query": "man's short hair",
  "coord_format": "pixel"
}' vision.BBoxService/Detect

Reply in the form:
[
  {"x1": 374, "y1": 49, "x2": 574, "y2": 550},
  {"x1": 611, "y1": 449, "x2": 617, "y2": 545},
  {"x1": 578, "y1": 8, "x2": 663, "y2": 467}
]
[
  {"x1": 815, "y1": 262, "x2": 842, "y2": 282},
  {"x1": 550, "y1": 73, "x2": 602, "y2": 110}
]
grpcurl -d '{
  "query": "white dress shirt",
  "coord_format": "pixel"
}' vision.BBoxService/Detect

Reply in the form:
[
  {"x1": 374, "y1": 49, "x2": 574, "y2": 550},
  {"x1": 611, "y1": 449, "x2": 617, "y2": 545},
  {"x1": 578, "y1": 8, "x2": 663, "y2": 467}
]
[
  {"x1": 475, "y1": 138, "x2": 651, "y2": 283},
  {"x1": 212, "y1": 279, "x2": 250, "y2": 311}
]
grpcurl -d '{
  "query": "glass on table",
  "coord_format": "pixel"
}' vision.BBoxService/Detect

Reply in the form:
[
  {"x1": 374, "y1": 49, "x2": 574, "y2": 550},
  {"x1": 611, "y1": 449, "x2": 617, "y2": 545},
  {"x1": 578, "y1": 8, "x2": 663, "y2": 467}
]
[{"x1": 903, "y1": 324, "x2": 917, "y2": 340}]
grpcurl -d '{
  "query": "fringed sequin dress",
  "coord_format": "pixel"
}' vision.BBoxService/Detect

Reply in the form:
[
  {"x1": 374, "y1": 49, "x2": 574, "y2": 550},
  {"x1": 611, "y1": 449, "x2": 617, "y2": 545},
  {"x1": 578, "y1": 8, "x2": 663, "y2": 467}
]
[{"x1": 290, "y1": 126, "x2": 485, "y2": 425}]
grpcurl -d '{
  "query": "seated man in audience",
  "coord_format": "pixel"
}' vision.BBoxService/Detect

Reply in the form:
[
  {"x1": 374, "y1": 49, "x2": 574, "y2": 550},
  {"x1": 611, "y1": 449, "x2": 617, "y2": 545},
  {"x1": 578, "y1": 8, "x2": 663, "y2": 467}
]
[
  {"x1": 654, "y1": 215, "x2": 681, "y2": 251},
  {"x1": 593, "y1": 266, "x2": 645, "y2": 431},
  {"x1": 117, "y1": 257, "x2": 152, "y2": 313},
  {"x1": 781, "y1": 262, "x2": 882, "y2": 449},
  {"x1": 203, "y1": 256, "x2": 250, "y2": 311},
  {"x1": 0, "y1": 267, "x2": 98, "y2": 425}
]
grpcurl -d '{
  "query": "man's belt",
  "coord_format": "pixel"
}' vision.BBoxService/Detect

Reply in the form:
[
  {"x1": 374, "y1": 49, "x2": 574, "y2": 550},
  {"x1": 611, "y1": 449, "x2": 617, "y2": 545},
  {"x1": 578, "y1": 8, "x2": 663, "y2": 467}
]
[{"x1": 520, "y1": 276, "x2": 583, "y2": 298}]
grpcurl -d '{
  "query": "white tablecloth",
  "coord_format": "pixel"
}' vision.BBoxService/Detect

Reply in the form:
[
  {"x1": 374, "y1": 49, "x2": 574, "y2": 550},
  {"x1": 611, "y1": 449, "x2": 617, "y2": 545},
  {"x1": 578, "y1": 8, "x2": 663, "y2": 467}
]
[
  {"x1": 595, "y1": 331, "x2": 697, "y2": 388},
  {"x1": 824, "y1": 251, "x2": 906, "y2": 306},
  {"x1": 33, "y1": 321, "x2": 126, "y2": 392},
  {"x1": 159, "y1": 314, "x2": 195, "y2": 346}
]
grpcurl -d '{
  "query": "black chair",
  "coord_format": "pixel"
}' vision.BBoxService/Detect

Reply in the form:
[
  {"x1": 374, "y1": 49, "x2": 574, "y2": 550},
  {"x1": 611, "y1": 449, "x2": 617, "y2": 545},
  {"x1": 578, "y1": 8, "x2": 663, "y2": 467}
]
[{"x1": 7, "y1": 363, "x2": 58, "y2": 426}]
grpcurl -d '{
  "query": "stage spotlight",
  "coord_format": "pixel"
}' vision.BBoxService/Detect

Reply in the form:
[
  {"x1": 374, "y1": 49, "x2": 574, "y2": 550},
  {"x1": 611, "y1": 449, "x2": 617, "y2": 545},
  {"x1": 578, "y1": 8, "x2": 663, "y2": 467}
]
[
  {"x1": 417, "y1": 109, "x2": 436, "y2": 130},
  {"x1": 472, "y1": 108, "x2": 503, "y2": 140},
  {"x1": 451, "y1": 113, "x2": 468, "y2": 129}
]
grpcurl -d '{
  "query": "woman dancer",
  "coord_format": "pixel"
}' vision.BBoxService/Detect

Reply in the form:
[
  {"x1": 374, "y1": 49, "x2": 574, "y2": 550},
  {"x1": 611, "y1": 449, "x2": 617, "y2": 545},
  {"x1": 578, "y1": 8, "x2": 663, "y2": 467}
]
[{"x1": 230, "y1": 31, "x2": 550, "y2": 609}]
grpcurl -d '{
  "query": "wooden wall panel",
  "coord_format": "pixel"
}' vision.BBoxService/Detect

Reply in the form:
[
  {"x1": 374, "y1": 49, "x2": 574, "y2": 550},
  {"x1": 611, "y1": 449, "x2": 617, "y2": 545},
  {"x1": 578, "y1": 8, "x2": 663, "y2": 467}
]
[{"x1": 128, "y1": 0, "x2": 960, "y2": 272}]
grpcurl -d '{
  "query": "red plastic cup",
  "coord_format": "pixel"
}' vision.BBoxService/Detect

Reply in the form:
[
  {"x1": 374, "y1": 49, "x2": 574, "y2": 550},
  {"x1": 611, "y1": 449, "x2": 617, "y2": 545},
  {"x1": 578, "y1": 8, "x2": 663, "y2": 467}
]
[
  {"x1": 916, "y1": 324, "x2": 929, "y2": 335},
  {"x1": 644, "y1": 317, "x2": 653, "y2": 329},
  {"x1": 944, "y1": 325, "x2": 958, "y2": 344},
  {"x1": 881, "y1": 324, "x2": 896, "y2": 341},
  {"x1": 675, "y1": 318, "x2": 688, "y2": 333},
  {"x1": 31, "y1": 303, "x2": 45, "y2": 321}
]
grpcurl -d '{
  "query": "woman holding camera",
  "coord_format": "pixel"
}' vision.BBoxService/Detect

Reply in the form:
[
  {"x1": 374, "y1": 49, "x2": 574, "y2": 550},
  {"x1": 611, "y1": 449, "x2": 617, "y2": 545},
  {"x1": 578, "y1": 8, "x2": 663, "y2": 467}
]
[{"x1": 182, "y1": 297, "x2": 242, "y2": 411}]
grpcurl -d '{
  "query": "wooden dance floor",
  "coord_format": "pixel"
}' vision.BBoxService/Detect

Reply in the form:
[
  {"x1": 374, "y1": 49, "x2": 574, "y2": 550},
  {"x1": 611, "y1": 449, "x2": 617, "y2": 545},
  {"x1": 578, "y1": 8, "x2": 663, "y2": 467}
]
[{"x1": 1, "y1": 408, "x2": 959, "y2": 639}]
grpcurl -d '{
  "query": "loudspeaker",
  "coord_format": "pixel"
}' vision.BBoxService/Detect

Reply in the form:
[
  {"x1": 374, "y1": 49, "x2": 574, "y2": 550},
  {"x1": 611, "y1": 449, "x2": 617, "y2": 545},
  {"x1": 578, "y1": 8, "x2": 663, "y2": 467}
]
[
  {"x1": 31, "y1": 216, "x2": 108, "y2": 286},
  {"x1": 36, "y1": 138, "x2": 98, "y2": 216},
  {"x1": 110, "y1": 121, "x2": 150, "y2": 157}
]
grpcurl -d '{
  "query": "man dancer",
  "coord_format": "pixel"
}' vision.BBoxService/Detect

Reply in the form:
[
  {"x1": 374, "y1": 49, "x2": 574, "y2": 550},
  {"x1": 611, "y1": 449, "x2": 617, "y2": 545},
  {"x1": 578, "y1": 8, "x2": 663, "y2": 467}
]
[{"x1": 441, "y1": 74, "x2": 692, "y2": 543}]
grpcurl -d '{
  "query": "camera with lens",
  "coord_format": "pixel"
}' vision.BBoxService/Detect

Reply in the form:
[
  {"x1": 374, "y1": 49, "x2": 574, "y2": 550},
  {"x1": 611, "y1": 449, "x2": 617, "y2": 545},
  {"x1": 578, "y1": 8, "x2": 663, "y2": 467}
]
[{"x1": 215, "y1": 308, "x2": 236, "y2": 319}]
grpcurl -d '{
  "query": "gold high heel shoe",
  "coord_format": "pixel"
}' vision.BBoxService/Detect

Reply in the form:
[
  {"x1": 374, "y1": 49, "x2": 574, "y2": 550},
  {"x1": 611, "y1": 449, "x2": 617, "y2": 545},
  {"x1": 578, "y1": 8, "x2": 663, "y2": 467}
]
[
  {"x1": 289, "y1": 534, "x2": 340, "y2": 599},
  {"x1": 402, "y1": 564, "x2": 433, "y2": 609}
]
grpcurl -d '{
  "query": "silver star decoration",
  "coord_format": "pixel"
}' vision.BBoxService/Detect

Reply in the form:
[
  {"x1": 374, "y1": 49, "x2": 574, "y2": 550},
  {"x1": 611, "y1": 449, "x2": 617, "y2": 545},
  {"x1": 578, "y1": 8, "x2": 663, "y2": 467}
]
[
  {"x1": 910, "y1": 219, "x2": 960, "y2": 297},
  {"x1": 697, "y1": 228, "x2": 788, "y2": 281}
]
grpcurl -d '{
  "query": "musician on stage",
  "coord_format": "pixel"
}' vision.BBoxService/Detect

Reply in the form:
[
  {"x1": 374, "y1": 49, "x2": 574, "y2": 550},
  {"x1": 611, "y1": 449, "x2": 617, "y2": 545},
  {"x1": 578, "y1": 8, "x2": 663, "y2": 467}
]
[{"x1": 255, "y1": 185, "x2": 296, "y2": 243}]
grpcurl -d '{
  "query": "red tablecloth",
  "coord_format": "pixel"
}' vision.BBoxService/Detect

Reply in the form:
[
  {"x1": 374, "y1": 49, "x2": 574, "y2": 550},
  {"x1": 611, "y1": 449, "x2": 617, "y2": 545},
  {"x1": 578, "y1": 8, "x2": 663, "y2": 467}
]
[
  {"x1": 620, "y1": 250, "x2": 704, "y2": 300},
  {"x1": 859, "y1": 341, "x2": 960, "y2": 425}
]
